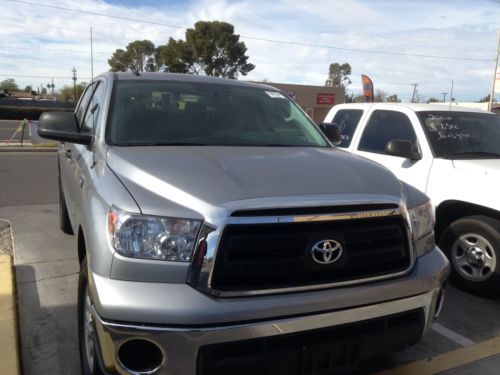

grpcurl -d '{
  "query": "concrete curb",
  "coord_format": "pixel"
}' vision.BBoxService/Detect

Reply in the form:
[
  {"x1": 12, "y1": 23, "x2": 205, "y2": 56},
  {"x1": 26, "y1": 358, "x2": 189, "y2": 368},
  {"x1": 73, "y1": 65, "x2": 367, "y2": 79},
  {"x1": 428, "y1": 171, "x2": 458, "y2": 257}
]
[
  {"x1": 0, "y1": 147, "x2": 57, "y2": 152},
  {"x1": 0, "y1": 254, "x2": 20, "y2": 375}
]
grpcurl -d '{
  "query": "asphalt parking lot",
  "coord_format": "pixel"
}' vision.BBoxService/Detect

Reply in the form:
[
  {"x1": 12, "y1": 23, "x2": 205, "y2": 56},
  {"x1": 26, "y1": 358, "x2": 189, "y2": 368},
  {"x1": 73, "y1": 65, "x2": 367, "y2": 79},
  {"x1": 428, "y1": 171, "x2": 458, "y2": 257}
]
[
  {"x1": 1, "y1": 150, "x2": 500, "y2": 374},
  {"x1": 0, "y1": 120, "x2": 25, "y2": 143}
]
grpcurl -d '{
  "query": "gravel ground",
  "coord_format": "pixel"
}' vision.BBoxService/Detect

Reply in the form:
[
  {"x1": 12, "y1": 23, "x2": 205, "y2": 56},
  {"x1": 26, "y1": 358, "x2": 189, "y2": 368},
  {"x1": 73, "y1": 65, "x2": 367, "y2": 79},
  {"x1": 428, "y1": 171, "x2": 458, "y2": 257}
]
[{"x1": 0, "y1": 220, "x2": 13, "y2": 256}]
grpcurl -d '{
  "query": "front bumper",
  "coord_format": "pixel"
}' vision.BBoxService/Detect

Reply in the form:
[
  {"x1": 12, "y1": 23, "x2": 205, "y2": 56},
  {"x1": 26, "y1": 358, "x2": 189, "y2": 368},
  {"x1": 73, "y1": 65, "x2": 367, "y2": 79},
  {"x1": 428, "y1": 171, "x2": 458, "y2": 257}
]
[
  {"x1": 90, "y1": 247, "x2": 449, "y2": 375},
  {"x1": 93, "y1": 287, "x2": 443, "y2": 375}
]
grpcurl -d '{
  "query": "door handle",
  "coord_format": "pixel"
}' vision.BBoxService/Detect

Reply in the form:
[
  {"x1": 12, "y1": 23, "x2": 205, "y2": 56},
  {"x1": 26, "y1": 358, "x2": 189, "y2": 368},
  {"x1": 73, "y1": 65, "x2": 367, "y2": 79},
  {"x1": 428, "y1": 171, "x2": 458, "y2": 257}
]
[{"x1": 64, "y1": 149, "x2": 72, "y2": 160}]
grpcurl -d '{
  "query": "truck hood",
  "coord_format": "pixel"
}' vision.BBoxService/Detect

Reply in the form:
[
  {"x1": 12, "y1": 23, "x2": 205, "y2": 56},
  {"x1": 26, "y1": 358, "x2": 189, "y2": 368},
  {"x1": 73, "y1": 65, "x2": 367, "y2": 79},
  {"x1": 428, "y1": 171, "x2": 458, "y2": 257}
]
[
  {"x1": 452, "y1": 159, "x2": 500, "y2": 177},
  {"x1": 106, "y1": 146, "x2": 403, "y2": 218}
]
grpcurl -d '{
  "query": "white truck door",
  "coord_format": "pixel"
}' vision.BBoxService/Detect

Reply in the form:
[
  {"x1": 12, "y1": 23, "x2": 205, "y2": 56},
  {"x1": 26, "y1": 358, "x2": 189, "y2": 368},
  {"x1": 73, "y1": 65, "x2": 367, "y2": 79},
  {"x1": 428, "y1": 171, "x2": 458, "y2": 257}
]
[{"x1": 353, "y1": 107, "x2": 433, "y2": 192}]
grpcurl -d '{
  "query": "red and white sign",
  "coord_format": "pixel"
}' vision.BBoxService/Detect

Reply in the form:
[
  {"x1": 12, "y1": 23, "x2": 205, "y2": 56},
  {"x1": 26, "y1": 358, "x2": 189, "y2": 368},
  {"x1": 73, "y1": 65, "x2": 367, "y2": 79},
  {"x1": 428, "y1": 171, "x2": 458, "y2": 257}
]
[{"x1": 317, "y1": 93, "x2": 335, "y2": 105}]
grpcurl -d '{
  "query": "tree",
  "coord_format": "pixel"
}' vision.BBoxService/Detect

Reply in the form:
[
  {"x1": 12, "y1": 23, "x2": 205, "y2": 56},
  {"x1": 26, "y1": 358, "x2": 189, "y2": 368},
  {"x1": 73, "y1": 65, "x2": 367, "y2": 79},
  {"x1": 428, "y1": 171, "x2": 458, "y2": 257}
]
[
  {"x1": 57, "y1": 82, "x2": 87, "y2": 102},
  {"x1": 155, "y1": 38, "x2": 195, "y2": 74},
  {"x1": 108, "y1": 40, "x2": 157, "y2": 74},
  {"x1": 156, "y1": 21, "x2": 255, "y2": 78},
  {"x1": 374, "y1": 89, "x2": 387, "y2": 102},
  {"x1": 24, "y1": 85, "x2": 31, "y2": 92},
  {"x1": 427, "y1": 97, "x2": 440, "y2": 103},
  {"x1": 351, "y1": 94, "x2": 366, "y2": 103},
  {"x1": 0, "y1": 78, "x2": 19, "y2": 92},
  {"x1": 325, "y1": 63, "x2": 351, "y2": 88},
  {"x1": 479, "y1": 94, "x2": 495, "y2": 103},
  {"x1": 386, "y1": 94, "x2": 401, "y2": 102}
]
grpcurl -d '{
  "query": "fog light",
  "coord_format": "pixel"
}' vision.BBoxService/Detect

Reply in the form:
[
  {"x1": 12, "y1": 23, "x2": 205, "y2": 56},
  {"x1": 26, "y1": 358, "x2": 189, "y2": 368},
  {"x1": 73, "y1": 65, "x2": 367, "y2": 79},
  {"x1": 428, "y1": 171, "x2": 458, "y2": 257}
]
[{"x1": 117, "y1": 339, "x2": 163, "y2": 374}]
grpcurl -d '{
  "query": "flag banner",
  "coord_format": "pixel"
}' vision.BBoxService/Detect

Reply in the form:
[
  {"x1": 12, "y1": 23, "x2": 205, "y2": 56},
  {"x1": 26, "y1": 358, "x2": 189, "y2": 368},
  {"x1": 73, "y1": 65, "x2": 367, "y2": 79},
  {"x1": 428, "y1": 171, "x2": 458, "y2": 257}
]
[{"x1": 361, "y1": 75, "x2": 374, "y2": 102}]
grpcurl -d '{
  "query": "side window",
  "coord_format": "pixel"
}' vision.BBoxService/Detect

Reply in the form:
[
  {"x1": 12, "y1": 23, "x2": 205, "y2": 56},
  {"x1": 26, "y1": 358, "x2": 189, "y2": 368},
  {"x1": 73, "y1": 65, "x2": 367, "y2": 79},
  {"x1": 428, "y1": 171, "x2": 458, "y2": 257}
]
[
  {"x1": 332, "y1": 109, "x2": 363, "y2": 148},
  {"x1": 75, "y1": 84, "x2": 94, "y2": 127},
  {"x1": 81, "y1": 82, "x2": 105, "y2": 134},
  {"x1": 358, "y1": 110, "x2": 417, "y2": 154}
]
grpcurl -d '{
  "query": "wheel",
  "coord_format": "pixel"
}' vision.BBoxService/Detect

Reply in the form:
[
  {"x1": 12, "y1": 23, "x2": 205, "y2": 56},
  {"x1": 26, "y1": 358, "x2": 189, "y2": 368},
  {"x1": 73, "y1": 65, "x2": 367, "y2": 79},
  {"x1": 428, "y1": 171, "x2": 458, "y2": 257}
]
[
  {"x1": 59, "y1": 176, "x2": 73, "y2": 235},
  {"x1": 439, "y1": 215, "x2": 500, "y2": 297},
  {"x1": 78, "y1": 257, "x2": 104, "y2": 375}
]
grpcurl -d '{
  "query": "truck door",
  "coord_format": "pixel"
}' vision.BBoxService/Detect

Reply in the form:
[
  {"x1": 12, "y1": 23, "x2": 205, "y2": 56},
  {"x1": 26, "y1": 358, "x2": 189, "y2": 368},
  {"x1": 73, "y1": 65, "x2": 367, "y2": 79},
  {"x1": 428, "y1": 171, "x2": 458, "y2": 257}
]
[
  {"x1": 60, "y1": 81, "x2": 105, "y2": 226},
  {"x1": 354, "y1": 108, "x2": 433, "y2": 192}
]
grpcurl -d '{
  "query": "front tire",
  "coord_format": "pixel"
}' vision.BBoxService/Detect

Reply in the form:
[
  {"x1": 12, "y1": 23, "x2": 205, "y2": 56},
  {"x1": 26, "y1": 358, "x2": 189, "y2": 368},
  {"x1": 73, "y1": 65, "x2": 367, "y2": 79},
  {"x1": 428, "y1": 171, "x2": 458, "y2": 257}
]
[
  {"x1": 439, "y1": 215, "x2": 500, "y2": 297},
  {"x1": 78, "y1": 257, "x2": 104, "y2": 375}
]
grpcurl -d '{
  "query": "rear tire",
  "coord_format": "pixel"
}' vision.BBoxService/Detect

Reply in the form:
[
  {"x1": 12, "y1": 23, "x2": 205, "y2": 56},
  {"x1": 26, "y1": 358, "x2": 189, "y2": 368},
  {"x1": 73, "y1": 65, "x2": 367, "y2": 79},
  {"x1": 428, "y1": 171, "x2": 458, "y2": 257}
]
[
  {"x1": 59, "y1": 176, "x2": 73, "y2": 235},
  {"x1": 439, "y1": 215, "x2": 500, "y2": 297},
  {"x1": 78, "y1": 257, "x2": 105, "y2": 375}
]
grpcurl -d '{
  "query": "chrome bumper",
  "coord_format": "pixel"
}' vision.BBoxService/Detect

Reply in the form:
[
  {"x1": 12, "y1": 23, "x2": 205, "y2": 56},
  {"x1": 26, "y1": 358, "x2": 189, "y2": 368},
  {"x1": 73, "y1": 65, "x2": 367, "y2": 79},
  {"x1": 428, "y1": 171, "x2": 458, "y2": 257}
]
[{"x1": 92, "y1": 287, "x2": 443, "y2": 375}]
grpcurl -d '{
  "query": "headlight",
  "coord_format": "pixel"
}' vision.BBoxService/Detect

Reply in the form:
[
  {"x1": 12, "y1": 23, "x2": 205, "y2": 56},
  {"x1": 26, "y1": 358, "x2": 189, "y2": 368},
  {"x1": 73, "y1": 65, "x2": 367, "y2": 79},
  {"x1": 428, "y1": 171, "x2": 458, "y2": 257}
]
[
  {"x1": 107, "y1": 206, "x2": 202, "y2": 262},
  {"x1": 408, "y1": 200, "x2": 435, "y2": 257}
]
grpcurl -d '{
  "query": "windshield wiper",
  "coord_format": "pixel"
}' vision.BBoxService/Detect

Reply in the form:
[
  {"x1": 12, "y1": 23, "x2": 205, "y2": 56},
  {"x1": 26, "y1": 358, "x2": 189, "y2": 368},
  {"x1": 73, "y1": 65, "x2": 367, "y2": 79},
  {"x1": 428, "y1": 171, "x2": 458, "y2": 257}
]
[{"x1": 449, "y1": 151, "x2": 500, "y2": 158}]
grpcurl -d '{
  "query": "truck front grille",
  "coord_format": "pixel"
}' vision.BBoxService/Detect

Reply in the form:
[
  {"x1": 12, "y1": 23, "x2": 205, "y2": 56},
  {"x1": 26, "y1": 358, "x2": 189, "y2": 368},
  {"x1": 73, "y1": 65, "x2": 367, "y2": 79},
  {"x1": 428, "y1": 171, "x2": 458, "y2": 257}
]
[{"x1": 210, "y1": 215, "x2": 411, "y2": 292}]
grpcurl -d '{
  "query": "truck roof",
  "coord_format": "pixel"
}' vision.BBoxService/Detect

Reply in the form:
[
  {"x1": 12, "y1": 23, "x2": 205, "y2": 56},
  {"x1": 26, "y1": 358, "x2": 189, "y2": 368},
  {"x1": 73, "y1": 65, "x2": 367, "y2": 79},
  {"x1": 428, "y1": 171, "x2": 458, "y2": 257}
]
[
  {"x1": 334, "y1": 102, "x2": 493, "y2": 114},
  {"x1": 96, "y1": 72, "x2": 278, "y2": 91}
]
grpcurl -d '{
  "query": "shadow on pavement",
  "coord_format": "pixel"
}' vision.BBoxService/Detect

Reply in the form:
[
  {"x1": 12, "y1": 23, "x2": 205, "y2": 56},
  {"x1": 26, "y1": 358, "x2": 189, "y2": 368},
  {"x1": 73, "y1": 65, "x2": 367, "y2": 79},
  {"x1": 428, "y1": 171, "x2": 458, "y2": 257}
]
[{"x1": 15, "y1": 264, "x2": 80, "y2": 375}]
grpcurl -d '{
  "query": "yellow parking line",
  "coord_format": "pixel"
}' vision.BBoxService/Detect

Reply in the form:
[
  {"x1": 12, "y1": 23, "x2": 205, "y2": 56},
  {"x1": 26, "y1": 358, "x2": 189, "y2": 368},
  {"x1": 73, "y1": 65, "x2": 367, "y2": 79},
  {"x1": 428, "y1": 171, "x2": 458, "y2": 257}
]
[
  {"x1": 378, "y1": 335, "x2": 500, "y2": 375},
  {"x1": 0, "y1": 255, "x2": 20, "y2": 375}
]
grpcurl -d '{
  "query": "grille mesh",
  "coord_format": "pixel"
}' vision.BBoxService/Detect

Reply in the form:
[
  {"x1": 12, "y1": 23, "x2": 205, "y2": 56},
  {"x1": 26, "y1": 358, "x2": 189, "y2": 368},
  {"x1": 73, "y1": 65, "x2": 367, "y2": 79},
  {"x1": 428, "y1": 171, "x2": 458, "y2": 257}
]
[{"x1": 211, "y1": 215, "x2": 410, "y2": 291}]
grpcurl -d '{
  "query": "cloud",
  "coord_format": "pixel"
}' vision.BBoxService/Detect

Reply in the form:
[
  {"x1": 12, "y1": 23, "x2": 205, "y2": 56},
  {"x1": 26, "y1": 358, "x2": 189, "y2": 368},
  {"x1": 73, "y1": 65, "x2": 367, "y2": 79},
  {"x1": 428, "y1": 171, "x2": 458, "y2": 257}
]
[{"x1": 0, "y1": 0, "x2": 498, "y2": 101}]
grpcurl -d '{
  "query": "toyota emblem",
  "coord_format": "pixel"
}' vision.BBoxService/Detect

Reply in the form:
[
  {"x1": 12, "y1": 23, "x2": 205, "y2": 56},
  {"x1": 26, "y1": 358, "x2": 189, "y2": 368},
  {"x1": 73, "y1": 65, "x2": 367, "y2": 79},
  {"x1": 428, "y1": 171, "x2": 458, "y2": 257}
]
[{"x1": 311, "y1": 239, "x2": 343, "y2": 265}]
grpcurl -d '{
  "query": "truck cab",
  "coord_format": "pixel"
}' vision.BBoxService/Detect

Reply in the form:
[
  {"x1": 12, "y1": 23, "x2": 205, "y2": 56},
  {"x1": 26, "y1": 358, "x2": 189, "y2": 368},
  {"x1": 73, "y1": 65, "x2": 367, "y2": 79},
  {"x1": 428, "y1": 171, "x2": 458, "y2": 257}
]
[{"x1": 325, "y1": 103, "x2": 500, "y2": 296}]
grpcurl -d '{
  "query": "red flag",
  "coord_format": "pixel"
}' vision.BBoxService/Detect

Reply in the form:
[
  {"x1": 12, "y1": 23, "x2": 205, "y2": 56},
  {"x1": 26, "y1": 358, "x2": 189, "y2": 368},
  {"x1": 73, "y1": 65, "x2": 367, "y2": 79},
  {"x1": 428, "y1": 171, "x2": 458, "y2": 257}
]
[{"x1": 361, "y1": 75, "x2": 374, "y2": 102}]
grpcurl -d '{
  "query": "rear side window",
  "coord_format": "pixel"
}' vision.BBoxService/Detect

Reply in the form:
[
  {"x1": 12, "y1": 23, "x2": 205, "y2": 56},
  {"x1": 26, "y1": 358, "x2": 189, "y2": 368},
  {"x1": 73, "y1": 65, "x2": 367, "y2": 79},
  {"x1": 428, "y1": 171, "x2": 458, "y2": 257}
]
[
  {"x1": 332, "y1": 109, "x2": 363, "y2": 147},
  {"x1": 358, "y1": 110, "x2": 417, "y2": 154}
]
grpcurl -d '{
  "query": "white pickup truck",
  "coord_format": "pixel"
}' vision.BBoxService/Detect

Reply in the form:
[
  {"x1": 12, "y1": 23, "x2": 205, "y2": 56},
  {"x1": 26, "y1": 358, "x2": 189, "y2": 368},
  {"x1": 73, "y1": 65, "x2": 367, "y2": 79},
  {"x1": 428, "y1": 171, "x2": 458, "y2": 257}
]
[{"x1": 324, "y1": 103, "x2": 500, "y2": 296}]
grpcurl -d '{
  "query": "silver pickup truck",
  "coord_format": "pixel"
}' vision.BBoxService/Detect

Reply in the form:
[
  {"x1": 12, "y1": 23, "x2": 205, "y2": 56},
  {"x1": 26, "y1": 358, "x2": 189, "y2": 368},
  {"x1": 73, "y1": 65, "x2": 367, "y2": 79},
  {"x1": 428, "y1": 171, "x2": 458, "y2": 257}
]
[{"x1": 38, "y1": 72, "x2": 449, "y2": 375}]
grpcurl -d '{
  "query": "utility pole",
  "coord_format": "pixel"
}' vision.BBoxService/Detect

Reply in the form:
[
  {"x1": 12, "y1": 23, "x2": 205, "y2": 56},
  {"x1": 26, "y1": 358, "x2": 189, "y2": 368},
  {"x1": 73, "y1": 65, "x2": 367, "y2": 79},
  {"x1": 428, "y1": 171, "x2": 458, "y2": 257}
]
[
  {"x1": 411, "y1": 83, "x2": 418, "y2": 103},
  {"x1": 441, "y1": 92, "x2": 447, "y2": 102},
  {"x1": 72, "y1": 67, "x2": 77, "y2": 103},
  {"x1": 90, "y1": 27, "x2": 94, "y2": 82},
  {"x1": 449, "y1": 80, "x2": 454, "y2": 110},
  {"x1": 488, "y1": 31, "x2": 499, "y2": 111}
]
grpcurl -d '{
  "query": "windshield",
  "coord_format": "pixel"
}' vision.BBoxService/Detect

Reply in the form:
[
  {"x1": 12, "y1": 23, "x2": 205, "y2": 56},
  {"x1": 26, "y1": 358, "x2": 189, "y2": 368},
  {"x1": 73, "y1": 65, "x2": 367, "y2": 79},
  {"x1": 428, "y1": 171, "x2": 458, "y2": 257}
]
[
  {"x1": 108, "y1": 80, "x2": 329, "y2": 147},
  {"x1": 417, "y1": 111, "x2": 500, "y2": 159}
]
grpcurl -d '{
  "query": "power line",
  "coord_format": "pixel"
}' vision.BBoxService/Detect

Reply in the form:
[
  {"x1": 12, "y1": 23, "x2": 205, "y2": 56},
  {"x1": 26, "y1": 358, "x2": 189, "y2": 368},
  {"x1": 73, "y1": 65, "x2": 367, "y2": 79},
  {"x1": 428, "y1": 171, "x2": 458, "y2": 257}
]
[
  {"x1": 0, "y1": 53, "x2": 106, "y2": 63},
  {"x1": 7, "y1": 0, "x2": 495, "y2": 63},
  {"x1": 2, "y1": 45, "x2": 110, "y2": 55},
  {"x1": 0, "y1": 74, "x2": 92, "y2": 79},
  {"x1": 8, "y1": 0, "x2": 185, "y2": 29}
]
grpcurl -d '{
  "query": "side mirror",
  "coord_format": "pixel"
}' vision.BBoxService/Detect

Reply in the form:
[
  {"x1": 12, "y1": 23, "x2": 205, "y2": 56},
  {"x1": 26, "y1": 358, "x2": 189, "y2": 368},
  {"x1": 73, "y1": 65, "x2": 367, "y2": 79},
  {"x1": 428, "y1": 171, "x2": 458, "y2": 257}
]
[
  {"x1": 319, "y1": 122, "x2": 342, "y2": 145},
  {"x1": 385, "y1": 139, "x2": 422, "y2": 160},
  {"x1": 38, "y1": 112, "x2": 92, "y2": 145}
]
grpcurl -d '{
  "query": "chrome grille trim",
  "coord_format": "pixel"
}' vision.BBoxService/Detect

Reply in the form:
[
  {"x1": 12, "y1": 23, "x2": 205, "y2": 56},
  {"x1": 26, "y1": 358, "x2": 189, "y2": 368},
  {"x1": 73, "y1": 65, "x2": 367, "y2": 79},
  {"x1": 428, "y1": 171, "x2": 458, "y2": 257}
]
[{"x1": 187, "y1": 198, "x2": 415, "y2": 297}]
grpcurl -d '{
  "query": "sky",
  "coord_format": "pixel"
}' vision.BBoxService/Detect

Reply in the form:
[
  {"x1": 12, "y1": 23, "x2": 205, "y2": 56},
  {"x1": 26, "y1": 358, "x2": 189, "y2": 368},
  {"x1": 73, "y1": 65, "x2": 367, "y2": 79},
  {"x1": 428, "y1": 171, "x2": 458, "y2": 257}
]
[{"x1": 0, "y1": 0, "x2": 499, "y2": 102}]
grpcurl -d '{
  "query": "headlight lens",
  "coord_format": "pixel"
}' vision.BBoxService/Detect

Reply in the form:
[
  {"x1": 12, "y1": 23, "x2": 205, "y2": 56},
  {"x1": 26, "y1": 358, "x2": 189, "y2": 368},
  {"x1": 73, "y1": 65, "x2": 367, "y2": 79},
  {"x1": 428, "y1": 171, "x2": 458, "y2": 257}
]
[
  {"x1": 108, "y1": 206, "x2": 202, "y2": 262},
  {"x1": 408, "y1": 200, "x2": 435, "y2": 257}
]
